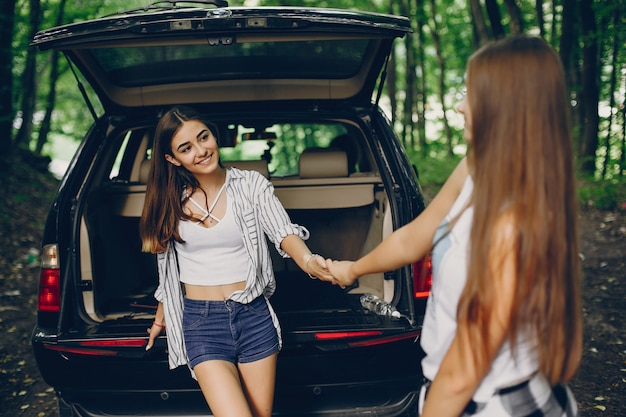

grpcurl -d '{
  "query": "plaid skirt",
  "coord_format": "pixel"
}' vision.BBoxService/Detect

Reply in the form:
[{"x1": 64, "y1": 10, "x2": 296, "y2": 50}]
[{"x1": 418, "y1": 373, "x2": 578, "y2": 417}]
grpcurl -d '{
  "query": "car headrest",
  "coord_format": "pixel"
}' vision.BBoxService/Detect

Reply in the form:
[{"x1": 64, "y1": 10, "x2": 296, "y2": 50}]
[
  {"x1": 299, "y1": 148, "x2": 349, "y2": 179},
  {"x1": 139, "y1": 159, "x2": 152, "y2": 183}
]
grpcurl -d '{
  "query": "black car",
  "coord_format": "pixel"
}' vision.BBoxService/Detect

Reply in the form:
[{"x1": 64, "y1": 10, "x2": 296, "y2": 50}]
[{"x1": 31, "y1": 2, "x2": 431, "y2": 416}]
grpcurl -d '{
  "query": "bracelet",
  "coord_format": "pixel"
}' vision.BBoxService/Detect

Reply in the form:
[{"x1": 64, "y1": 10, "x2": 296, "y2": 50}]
[
  {"x1": 152, "y1": 321, "x2": 165, "y2": 329},
  {"x1": 305, "y1": 253, "x2": 319, "y2": 279}
]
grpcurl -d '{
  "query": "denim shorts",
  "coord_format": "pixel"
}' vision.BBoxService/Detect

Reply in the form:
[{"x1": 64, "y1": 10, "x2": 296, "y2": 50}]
[{"x1": 183, "y1": 296, "x2": 279, "y2": 368}]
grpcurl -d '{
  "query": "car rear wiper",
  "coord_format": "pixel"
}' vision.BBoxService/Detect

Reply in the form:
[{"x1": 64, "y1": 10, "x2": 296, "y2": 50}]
[{"x1": 102, "y1": 0, "x2": 228, "y2": 18}]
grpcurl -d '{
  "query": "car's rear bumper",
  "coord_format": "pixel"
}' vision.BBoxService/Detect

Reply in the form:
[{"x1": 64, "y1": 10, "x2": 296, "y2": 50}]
[
  {"x1": 36, "y1": 324, "x2": 423, "y2": 416},
  {"x1": 55, "y1": 388, "x2": 418, "y2": 417}
]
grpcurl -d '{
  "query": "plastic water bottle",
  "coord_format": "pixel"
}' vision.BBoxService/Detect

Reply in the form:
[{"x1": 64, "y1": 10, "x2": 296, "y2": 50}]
[{"x1": 360, "y1": 294, "x2": 401, "y2": 318}]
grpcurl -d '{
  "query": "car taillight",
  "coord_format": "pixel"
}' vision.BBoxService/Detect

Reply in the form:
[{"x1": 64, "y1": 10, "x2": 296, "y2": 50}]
[
  {"x1": 38, "y1": 244, "x2": 60, "y2": 312},
  {"x1": 42, "y1": 339, "x2": 148, "y2": 357},
  {"x1": 347, "y1": 330, "x2": 421, "y2": 348},
  {"x1": 43, "y1": 344, "x2": 118, "y2": 357},
  {"x1": 315, "y1": 331, "x2": 382, "y2": 340},
  {"x1": 413, "y1": 254, "x2": 432, "y2": 299}
]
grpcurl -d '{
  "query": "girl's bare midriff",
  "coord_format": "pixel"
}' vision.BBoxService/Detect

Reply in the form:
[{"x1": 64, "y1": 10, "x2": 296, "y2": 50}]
[{"x1": 184, "y1": 281, "x2": 247, "y2": 300}]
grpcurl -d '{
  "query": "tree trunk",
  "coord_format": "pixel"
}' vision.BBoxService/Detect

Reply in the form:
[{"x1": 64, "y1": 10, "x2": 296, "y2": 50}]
[
  {"x1": 415, "y1": 0, "x2": 427, "y2": 151},
  {"x1": 559, "y1": 0, "x2": 576, "y2": 85},
  {"x1": 485, "y1": 0, "x2": 505, "y2": 39},
  {"x1": 0, "y1": 0, "x2": 17, "y2": 152},
  {"x1": 428, "y1": 0, "x2": 453, "y2": 156},
  {"x1": 550, "y1": 0, "x2": 558, "y2": 46},
  {"x1": 619, "y1": 86, "x2": 626, "y2": 177},
  {"x1": 398, "y1": 0, "x2": 416, "y2": 149},
  {"x1": 600, "y1": 5, "x2": 620, "y2": 178},
  {"x1": 14, "y1": 0, "x2": 42, "y2": 150},
  {"x1": 468, "y1": 0, "x2": 490, "y2": 46},
  {"x1": 536, "y1": 0, "x2": 546, "y2": 39},
  {"x1": 36, "y1": 0, "x2": 67, "y2": 155},
  {"x1": 558, "y1": 0, "x2": 580, "y2": 149},
  {"x1": 386, "y1": 0, "x2": 398, "y2": 128},
  {"x1": 503, "y1": 0, "x2": 524, "y2": 35},
  {"x1": 578, "y1": 0, "x2": 600, "y2": 175}
]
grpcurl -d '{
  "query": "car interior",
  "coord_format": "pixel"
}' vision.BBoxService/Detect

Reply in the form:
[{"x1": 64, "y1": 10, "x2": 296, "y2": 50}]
[{"x1": 79, "y1": 119, "x2": 395, "y2": 322}]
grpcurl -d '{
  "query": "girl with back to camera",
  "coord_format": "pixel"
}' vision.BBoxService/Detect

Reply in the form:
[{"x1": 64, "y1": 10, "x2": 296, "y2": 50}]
[
  {"x1": 327, "y1": 35, "x2": 582, "y2": 416},
  {"x1": 140, "y1": 106, "x2": 333, "y2": 417}
]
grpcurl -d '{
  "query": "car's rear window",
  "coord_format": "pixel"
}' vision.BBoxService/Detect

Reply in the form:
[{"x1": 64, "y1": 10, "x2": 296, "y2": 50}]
[
  {"x1": 91, "y1": 38, "x2": 371, "y2": 87},
  {"x1": 106, "y1": 121, "x2": 365, "y2": 182},
  {"x1": 221, "y1": 122, "x2": 350, "y2": 177}
]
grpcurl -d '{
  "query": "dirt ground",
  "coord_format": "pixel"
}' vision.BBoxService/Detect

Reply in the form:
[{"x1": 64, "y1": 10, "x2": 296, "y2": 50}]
[{"x1": 0, "y1": 160, "x2": 624, "y2": 417}]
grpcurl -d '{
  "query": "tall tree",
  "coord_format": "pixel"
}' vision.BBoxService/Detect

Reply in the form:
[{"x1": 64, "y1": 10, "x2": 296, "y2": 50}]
[
  {"x1": 428, "y1": 0, "x2": 453, "y2": 155},
  {"x1": 557, "y1": 0, "x2": 581, "y2": 153},
  {"x1": 578, "y1": 0, "x2": 601, "y2": 174},
  {"x1": 536, "y1": 0, "x2": 546, "y2": 39},
  {"x1": 468, "y1": 0, "x2": 490, "y2": 46},
  {"x1": 550, "y1": 0, "x2": 558, "y2": 46},
  {"x1": 559, "y1": 0, "x2": 576, "y2": 86},
  {"x1": 414, "y1": 0, "x2": 427, "y2": 150},
  {"x1": 503, "y1": 0, "x2": 524, "y2": 35},
  {"x1": 0, "y1": 0, "x2": 17, "y2": 152},
  {"x1": 14, "y1": 0, "x2": 42, "y2": 149},
  {"x1": 36, "y1": 0, "x2": 67, "y2": 155},
  {"x1": 600, "y1": 3, "x2": 622, "y2": 178},
  {"x1": 619, "y1": 84, "x2": 626, "y2": 177},
  {"x1": 485, "y1": 0, "x2": 505, "y2": 39},
  {"x1": 398, "y1": 0, "x2": 417, "y2": 148},
  {"x1": 385, "y1": 0, "x2": 398, "y2": 127}
]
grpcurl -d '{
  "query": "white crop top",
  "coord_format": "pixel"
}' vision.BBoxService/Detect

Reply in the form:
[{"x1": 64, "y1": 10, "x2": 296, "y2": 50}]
[
  {"x1": 175, "y1": 197, "x2": 248, "y2": 286},
  {"x1": 420, "y1": 175, "x2": 538, "y2": 402}
]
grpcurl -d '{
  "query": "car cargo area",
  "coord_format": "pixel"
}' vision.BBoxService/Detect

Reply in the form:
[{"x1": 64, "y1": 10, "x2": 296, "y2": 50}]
[{"x1": 78, "y1": 119, "x2": 400, "y2": 327}]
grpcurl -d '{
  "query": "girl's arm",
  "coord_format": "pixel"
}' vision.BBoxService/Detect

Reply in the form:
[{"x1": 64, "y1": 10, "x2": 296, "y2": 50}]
[
  {"x1": 250, "y1": 170, "x2": 334, "y2": 282},
  {"x1": 280, "y1": 234, "x2": 334, "y2": 282},
  {"x1": 420, "y1": 213, "x2": 517, "y2": 417},
  {"x1": 327, "y1": 158, "x2": 469, "y2": 287}
]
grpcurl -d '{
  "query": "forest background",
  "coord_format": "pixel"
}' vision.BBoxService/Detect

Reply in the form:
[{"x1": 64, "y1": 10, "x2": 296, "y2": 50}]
[
  {"x1": 0, "y1": 0, "x2": 624, "y2": 205},
  {"x1": 0, "y1": 0, "x2": 625, "y2": 204}
]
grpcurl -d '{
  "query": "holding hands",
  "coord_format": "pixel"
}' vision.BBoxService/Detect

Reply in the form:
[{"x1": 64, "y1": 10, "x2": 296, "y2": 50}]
[
  {"x1": 304, "y1": 253, "x2": 335, "y2": 282},
  {"x1": 304, "y1": 253, "x2": 357, "y2": 288},
  {"x1": 325, "y1": 259, "x2": 358, "y2": 289}
]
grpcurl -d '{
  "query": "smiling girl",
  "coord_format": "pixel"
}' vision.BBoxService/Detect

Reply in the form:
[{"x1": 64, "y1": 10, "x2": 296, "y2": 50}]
[{"x1": 140, "y1": 106, "x2": 333, "y2": 417}]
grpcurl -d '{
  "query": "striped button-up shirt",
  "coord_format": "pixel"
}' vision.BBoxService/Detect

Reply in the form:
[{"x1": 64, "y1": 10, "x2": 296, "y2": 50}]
[{"x1": 154, "y1": 167, "x2": 310, "y2": 374}]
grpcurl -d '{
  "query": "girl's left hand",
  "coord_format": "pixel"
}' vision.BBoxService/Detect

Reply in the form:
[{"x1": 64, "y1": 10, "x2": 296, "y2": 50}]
[
  {"x1": 145, "y1": 321, "x2": 165, "y2": 351},
  {"x1": 307, "y1": 254, "x2": 336, "y2": 284}
]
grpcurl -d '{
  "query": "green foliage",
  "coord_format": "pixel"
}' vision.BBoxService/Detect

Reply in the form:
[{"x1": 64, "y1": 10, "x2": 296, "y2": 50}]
[
  {"x1": 578, "y1": 177, "x2": 626, "y2": 211},
  {"x1": 405, "y1": 148, "x2": 462, "y2": 200},
  {"x1": 408, "y1": 149, "x2": 460, "y2": 187},
  {"x1": 404, "y1": 147, "x2": 626, "y2": 212},
  {"x1": 6, "y1": 0, "x2": 625, "y2": 183}
]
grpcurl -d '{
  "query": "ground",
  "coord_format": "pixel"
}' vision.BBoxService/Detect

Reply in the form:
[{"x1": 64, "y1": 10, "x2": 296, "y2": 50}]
[{"x1": 0, "y1": 155, "x2": 624, "y2": 417}]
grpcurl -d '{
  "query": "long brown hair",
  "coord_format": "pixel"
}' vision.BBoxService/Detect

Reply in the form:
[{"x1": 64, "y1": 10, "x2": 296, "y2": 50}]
[
  {"x1": 139, "y1": 106, "x2": 217, "y2": 253},
  {"x1": 458, "y1": 36, "x2": 582, "y2": 385}
]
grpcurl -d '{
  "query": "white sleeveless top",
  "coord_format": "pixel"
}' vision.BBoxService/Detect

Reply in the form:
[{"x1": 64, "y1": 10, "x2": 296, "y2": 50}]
[
  {"x1": 420, "y1": 175, "x2": 538, "y2": 402},
  {"x1": 176, "y1": 197, "x2": 248, "y2": 286}
]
